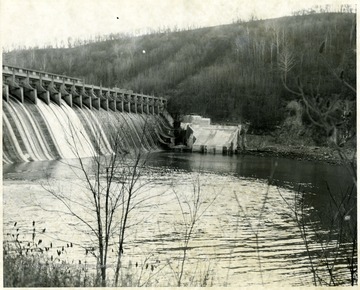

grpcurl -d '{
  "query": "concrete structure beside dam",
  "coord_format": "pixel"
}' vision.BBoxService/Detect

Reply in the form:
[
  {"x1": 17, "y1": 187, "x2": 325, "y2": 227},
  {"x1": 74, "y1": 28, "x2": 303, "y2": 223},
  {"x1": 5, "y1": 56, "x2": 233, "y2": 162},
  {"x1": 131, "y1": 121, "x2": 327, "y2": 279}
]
[{"x1": 180, "y1": 115, "x2": 247, "y2": 154}]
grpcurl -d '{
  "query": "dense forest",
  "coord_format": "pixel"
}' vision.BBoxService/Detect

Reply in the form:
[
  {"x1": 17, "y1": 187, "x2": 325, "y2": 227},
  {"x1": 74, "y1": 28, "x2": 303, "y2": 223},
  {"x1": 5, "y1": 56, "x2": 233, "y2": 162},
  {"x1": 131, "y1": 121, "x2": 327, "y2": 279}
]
[{"x1": 3, "y1": 13, "x2": 356, "y2": 141}]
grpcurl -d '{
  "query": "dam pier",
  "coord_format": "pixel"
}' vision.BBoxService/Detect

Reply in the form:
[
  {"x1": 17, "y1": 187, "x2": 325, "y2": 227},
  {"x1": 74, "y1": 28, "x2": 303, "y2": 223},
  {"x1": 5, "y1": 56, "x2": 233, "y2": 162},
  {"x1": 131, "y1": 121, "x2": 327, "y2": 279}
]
[{"x1": 3, "y1": 65, "x2": 168, "y2": 115}]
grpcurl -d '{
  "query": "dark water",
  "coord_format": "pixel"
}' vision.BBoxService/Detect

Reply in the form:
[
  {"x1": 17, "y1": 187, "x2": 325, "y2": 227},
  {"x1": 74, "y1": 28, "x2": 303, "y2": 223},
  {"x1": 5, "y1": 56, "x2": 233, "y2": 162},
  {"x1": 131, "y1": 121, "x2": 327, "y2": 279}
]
[
  {"x1": 147, "y1": 152, "x2": 357, "y2": 226},
  {"x1": 147, "y1": 151, "x2": 353, "y2": 191},
  {"x1": 147, "y1": 152, "x2": 354, "y2": 200}
]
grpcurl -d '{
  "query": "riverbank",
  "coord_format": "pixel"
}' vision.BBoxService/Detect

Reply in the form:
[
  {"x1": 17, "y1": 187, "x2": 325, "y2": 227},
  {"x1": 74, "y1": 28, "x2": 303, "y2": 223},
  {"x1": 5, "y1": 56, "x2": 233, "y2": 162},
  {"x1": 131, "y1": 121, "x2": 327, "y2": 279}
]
[
  {"x1": 244, "y1": 134, "x2": 356, "y2": 165},
  {"x1": 242, "y1": 145, "x2": 355, "y2": 164},
  {"x1": 172, "y1": 142, "x2": 356, "y2": 165}
]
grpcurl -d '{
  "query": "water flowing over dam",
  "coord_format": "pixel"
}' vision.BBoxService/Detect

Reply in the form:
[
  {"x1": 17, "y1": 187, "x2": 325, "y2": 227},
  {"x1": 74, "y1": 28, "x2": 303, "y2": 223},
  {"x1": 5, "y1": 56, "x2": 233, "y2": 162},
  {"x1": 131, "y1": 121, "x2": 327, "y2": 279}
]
[{"x1": 2, "y1": 65, "x2": 174, "y2": 164}]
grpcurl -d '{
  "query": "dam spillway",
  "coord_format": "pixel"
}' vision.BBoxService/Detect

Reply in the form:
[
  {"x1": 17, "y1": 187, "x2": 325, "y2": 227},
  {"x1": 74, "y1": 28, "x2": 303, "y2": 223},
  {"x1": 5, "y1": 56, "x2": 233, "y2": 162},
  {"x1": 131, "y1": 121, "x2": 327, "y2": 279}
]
[
  {"x1": 2, "y1": 65, "x2": 174, "y2": 164},
  {"x1": 179, "y1": 115, "x2": 247, "y2": 154}
]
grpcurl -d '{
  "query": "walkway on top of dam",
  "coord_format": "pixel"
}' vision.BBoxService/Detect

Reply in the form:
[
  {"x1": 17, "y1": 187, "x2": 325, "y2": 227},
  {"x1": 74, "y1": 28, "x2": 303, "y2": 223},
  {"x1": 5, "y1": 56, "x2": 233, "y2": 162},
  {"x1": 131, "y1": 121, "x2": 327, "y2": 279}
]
[{"x1": 2, "y1": 65, "x2": 168, "y2": 115}]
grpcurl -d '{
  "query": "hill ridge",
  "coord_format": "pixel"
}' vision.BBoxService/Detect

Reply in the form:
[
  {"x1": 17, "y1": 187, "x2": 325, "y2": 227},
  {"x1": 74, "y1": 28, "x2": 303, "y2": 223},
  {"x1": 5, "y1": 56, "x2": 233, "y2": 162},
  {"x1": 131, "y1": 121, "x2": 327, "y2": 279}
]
[{"x1": 3, "y1": 13, "x2": 356, "y2": 139}]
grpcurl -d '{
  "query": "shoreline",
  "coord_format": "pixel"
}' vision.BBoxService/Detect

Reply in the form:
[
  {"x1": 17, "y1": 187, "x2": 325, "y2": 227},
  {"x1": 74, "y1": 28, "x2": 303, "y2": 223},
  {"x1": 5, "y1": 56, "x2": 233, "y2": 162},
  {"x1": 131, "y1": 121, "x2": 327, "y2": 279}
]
[
  {"x1": 242, "y1": 145, "x2": 356, "y2": 165},
  {"x1": 171, "y1": 144, "x2": 356, "y2": 165}
]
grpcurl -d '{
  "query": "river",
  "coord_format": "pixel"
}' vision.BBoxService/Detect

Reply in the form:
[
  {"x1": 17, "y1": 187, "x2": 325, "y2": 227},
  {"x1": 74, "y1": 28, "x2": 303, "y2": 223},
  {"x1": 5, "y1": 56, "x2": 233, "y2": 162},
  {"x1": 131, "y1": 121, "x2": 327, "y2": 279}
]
[{"x1": 3, "y1": 152, "x2": 356, "y2": 287}]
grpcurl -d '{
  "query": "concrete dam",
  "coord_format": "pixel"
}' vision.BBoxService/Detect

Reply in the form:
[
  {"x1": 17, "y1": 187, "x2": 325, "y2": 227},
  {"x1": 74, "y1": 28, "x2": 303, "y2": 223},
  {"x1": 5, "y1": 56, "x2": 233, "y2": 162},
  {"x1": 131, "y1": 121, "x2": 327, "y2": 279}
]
[
  {"x1": 2, "y1": 65, "x2": 174, "y2": 164},
  {"x1": 179, "y1": 115, "x2": 247, "y2": 154}
]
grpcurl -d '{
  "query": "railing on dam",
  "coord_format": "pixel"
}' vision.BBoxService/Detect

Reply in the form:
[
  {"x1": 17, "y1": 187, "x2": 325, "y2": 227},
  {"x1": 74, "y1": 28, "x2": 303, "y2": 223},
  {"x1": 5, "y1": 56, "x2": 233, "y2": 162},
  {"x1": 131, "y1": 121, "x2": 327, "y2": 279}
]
[{"x1": 2, "y1": 65, "x2": 167, "y2": 114}]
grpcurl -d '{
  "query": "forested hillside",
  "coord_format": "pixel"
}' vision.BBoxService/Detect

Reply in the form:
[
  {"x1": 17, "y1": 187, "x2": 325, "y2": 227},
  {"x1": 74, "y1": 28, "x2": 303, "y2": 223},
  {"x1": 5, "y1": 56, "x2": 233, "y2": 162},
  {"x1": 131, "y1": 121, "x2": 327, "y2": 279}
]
[{"x1": 3, "y1": 13, "x2": 356, "y2": 138}]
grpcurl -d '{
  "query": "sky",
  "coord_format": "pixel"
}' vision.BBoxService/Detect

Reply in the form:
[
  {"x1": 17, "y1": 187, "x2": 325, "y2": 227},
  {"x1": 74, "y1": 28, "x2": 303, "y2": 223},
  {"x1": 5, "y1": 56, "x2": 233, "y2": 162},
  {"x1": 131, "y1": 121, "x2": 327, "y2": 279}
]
[{"x1": 0, "y1": 0, "x2": 357, "y2": 49}]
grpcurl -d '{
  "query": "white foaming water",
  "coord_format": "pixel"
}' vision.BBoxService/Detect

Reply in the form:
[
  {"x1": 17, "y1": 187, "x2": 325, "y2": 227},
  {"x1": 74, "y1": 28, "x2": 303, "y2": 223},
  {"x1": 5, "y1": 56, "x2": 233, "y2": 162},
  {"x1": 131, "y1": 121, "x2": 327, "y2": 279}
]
[
  {"x1": 3, "y1": 97, "x2": 169, "y2": 163},
  {"x1": 37, "y1": 100, "x2": 96, "y2": 159}
]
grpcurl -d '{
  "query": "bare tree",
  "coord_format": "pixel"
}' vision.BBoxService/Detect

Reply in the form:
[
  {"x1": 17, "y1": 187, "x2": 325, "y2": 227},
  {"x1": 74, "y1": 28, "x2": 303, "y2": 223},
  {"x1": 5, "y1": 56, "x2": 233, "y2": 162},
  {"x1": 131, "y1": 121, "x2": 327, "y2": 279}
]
[
  {"x1": 170, "y1": 175, "x2": 218, "y2": 286},
  {"x1": 278, "y1": 47, "x2": 296, "y2": 83},
  {"x1": 277, "y1": 180, "x2": 357, "y2": 286},
  {"x1": 41, "y1": 115, "x2": 163, "y2": 286},
  {"x1": 281, "y1": 43, "x2": 356, "y2": 155},
  {"x1": 278, "y1": 42, "x2": 357, "y2": 286}
]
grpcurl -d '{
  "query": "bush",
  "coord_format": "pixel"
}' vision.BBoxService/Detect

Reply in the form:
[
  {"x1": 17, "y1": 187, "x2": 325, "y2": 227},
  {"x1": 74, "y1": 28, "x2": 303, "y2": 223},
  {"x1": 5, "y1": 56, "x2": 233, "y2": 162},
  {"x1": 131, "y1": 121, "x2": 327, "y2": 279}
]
[{"x1": 3, "y1": 222, "x2": 96, "y2": 287}]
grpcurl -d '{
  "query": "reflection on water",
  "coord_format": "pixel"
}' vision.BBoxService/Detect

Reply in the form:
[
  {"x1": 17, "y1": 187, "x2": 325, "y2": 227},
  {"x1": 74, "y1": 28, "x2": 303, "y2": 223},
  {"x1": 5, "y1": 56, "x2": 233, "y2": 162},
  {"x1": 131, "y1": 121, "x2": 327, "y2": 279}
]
[
  {"x1": 4, "y1": 152, "x2": 353, "y2": 194},
  {"x1": 3, "y1": 152, "x2": 356, "y2": 286},
  {"x1": 147, "y1": 152, "x2": 356, "y2": 226},
  {"x1": 146, "y1": 152, "x2": 353, "y2": 194}
]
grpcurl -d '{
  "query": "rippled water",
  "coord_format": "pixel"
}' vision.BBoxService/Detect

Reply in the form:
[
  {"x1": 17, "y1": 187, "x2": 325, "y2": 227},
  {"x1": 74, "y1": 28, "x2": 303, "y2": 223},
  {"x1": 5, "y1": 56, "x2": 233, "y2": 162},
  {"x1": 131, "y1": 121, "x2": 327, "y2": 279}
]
[{"x1": 3, "y1": 153, "x2": 356, "y2": 286}]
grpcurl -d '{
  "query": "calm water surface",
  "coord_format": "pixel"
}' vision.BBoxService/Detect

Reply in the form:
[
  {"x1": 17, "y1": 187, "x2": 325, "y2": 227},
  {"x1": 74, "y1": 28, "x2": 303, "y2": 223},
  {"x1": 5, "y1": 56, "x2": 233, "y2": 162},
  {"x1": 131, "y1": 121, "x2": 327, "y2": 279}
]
[{"x1": 3, "y1": 152, "x2": 355, "y2": 286}]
